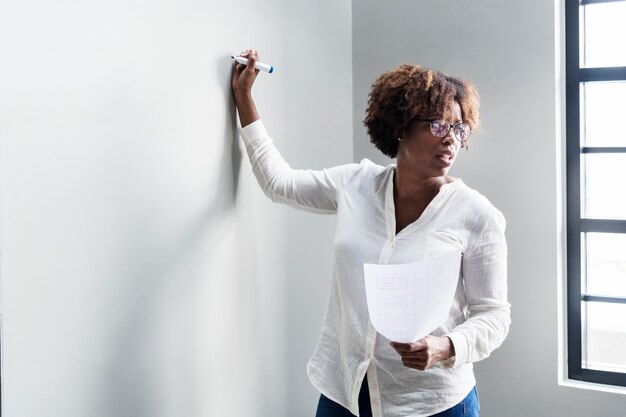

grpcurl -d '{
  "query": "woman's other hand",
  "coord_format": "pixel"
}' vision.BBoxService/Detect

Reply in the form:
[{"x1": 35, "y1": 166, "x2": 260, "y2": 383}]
[
  {"x1": 390, "y1": 335, "x2": 455, "y2": 371},
  {"x1": 231, "y1": 48, "x2": 261, "y2": 127}
]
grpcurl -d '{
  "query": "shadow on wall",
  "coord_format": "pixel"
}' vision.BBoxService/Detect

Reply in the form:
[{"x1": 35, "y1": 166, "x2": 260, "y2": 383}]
[
  {"x1": 218, "y1": 55, "x2": 243, "y2": 202},
  {"x1": 92, "y1": 56, "x2": 243, "y2": 417}
]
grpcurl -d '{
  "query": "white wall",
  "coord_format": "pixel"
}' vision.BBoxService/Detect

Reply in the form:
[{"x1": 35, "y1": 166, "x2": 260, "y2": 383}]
[
  {"x1": 0, "y1": 1, "x2": 352, "y2": 416},
  {"x1": 353, "y1": 0, "x2": 626, "y2": 416}
]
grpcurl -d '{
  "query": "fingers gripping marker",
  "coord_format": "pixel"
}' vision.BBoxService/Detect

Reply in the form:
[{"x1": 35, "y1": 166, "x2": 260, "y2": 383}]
[{"x1": 231, "y1": 55, "x2": 275, "y2": 74}]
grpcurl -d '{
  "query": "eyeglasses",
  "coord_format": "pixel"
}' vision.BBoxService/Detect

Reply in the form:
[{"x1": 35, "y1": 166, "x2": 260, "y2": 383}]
[{"x1": 414, "y1": 119, "x2": 471, "y2": 143}]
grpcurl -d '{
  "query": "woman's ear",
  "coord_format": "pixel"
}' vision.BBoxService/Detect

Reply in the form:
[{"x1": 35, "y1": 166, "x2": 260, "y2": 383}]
[
  {"x1": 398, "y1": 127, "x2": 408, "y2": 141},
  {"x1": 401, "y1": 121, "x2": 415, "y2": 139}
]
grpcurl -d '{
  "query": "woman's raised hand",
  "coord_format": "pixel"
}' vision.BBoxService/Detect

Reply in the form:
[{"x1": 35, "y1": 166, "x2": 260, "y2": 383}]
[
  {"x1": 231, "y1": 49, "x2": 261, "y2": 127},
  {"x1": 231, "y1": 49, "x2": 261, "y2": 96}
]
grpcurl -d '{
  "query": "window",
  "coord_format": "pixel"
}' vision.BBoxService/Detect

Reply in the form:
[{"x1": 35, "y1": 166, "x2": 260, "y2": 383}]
[{"x1": 566, "y1": 0, "x2": 626, "y2": 387}]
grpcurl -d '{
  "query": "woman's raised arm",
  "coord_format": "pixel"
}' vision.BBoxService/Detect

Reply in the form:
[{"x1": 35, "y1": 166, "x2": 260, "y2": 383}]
[{"x1": 230, "y1": 49, "x2": 364, "y2": 214}]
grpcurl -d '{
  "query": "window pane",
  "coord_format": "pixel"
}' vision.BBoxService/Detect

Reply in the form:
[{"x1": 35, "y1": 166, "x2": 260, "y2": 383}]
[
  {"x1": 582, "y1": 153, "x2": 626, "y2": 219},
  {"x1": 584, "y1": 301, "x2": 626, "y2": 372},
  {"x1": 582, "y1": 2, "x2": 626, "y2": 68},
  {"x1": 582, "y1": 81, "x2": 626, "y2": 147},
  {"x1": 584, "y1": 232, "x2": 626, "y2": 297}
]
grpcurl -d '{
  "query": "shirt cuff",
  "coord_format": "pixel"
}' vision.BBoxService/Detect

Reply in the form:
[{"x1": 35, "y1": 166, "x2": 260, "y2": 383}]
[
  {"x1": 240, "y1": 119, "x2": 267, "y2": 146},
  {"x1": 442, "y1": 331, "x2": 466, "y2": 369}
]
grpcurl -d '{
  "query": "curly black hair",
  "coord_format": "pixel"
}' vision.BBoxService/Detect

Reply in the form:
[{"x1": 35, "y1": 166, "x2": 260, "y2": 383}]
[{"x1": 363, "y1": 64, "x2": 480, "y2": 158}]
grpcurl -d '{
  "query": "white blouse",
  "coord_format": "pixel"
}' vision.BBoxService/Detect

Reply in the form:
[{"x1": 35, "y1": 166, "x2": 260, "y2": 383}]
[{"x1": 240, "y1": 119, "x2": 511, "y2": 417}]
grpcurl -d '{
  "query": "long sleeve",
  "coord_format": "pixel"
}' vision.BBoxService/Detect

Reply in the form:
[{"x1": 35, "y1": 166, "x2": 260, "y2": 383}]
[
  {"x1": 240, "y1": 119, "x2": 364, "y2": 214},
  {"x1": 444, "y1": 209, "x2": 511, "y2": 368}
]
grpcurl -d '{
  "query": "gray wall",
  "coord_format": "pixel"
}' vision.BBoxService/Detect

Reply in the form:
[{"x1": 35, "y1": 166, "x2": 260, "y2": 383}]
[
  {"x1": 0, "y1": 0, "x2": 351, "y2": 416},
  {"x1": 353, "y1": 0, "x2": 626, "y2": 416}
]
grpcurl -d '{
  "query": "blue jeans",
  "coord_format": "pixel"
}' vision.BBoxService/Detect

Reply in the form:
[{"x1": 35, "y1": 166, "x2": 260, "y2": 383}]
[{"x1": 315, "y1": 375, "x2": 480, "y2": 417}]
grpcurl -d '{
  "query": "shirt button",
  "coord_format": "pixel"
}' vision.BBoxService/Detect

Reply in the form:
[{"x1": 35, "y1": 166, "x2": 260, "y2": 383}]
[{"x1": 371, "y1": 383, "x2": 378, "y2": 389}]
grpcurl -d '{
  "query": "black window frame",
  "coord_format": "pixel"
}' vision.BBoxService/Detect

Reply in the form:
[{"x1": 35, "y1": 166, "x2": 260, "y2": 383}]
[{"x1": 566, "y1": 0, "x2": 626, "y2": 387}]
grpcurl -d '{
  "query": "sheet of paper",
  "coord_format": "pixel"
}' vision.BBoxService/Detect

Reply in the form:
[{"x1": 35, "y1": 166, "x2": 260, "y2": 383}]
[{"x1": 363, "y1": 250, "x2": 462, "y2": 343}]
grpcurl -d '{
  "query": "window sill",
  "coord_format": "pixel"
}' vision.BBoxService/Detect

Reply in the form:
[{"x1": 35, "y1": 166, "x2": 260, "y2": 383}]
[{"x1": 559, "y1": 378, "x2": 626, "y2": 395}]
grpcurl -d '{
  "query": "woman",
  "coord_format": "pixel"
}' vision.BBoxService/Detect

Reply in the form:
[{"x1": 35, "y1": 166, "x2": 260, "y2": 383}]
[{"x1": 231, "y1": 49, "x2": 510, "y2": 417}]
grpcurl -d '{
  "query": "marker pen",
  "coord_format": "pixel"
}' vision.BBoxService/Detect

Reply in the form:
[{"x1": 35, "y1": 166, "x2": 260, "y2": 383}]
[{"x1": 231, "y1": 55, "x2": 274, "y2": 74}]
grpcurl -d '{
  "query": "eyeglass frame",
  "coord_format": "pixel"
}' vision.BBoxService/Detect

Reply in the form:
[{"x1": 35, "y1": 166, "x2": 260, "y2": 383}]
[{"x1": 411, "y1": 118, "x2": 471, "y2": 143}]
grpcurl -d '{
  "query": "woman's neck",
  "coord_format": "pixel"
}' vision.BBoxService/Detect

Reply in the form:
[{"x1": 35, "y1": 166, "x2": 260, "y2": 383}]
[{"x1": 393, "y1": 165, "x2": 452, "y2": 200}]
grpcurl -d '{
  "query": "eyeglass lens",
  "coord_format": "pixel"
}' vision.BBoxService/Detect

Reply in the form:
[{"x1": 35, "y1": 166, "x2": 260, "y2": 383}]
[{"x1": 430, "y1": 120, "x2": 470, "y2": 142}]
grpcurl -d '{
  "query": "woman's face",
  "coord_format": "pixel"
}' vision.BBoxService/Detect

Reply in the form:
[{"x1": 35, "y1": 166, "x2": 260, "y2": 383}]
[{"x1": 397, "y1": 100, "x2": 463, "y2": 178}]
